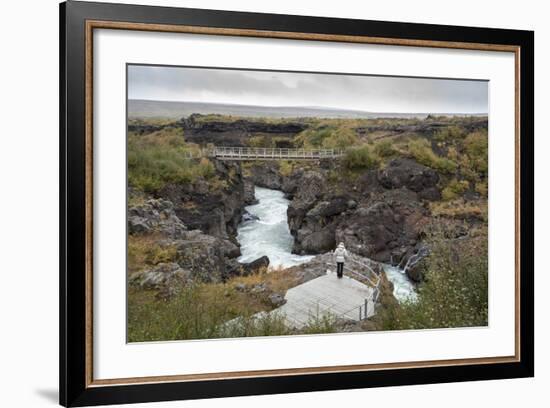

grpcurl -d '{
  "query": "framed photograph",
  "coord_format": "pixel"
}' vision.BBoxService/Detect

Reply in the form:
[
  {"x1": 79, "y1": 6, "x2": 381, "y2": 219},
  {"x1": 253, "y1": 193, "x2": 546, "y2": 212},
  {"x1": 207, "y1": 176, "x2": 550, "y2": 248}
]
[{"x1": 60, "y1": 1, "x2": 534, "y2": 406}]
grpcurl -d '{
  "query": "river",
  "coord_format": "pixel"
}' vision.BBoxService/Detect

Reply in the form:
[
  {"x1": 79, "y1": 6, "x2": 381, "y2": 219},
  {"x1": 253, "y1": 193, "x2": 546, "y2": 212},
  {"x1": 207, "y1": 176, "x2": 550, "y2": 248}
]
[
  {"x1": 236, "y1": 186, "x2": 416, "y2": 301},
  {"x1": 236, "y1": 187, "x2": 314, "y2": 268}
]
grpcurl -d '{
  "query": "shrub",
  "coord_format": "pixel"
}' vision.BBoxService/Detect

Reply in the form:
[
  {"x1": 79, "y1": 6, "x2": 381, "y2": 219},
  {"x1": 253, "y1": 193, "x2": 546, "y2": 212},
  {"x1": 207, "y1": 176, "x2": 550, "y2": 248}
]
[
  {"x1": 430, "y1": 199, "x2": 487, "y2": 221},
  {"x1": 279, "y1": 160, "x2": 294, "y2": 177},
  {"x1": 343, "y1": 146, "x2": 379, "y2": 170},
  {"x1": 475, "y1": 180, "x2": 488, "y2": 198},
  {"x1": 463, "y1": 130, "x2": 488, "y2": 175},
  {"x1": 373, "y1": 139, "x2": 396, "y2": 158},
  {"x1": 128, "y1": 128, "x2": 215, "y2": 192},
  {"x1": 379, "y1": 225, "x2": 488, "y2": 330},
  {"x1": 434, "y1": 125, "x2": 467, "y2": 142},
  {"x1": 441, "y1": 179, "x2": 469, "y2": 201},
  {"x1": 407, "y1": 139, "x2": 457, "y2": 174},
  {"x1": 295, "y1": 127, "x2": 333, "y2": 147},
  {"x1": 248, "y1": 135, "x2": 269, "y2": 148},
  {"x1": 301, "y1": 309, "x2": 338, "y2": 334},
  {"x1": 321, "y1": 127, "x2": 359, "y2": 149}
]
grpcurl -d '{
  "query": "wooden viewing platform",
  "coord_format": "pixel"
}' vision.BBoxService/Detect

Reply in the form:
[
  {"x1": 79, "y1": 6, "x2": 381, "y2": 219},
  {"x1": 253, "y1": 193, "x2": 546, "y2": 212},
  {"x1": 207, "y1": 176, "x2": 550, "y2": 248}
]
[
  {"x1": 270, "y1": 257, "x2": 382, "y2": 329},
  {"x1": 208, "y1": 146, "x2": 346, "y2": 160}
]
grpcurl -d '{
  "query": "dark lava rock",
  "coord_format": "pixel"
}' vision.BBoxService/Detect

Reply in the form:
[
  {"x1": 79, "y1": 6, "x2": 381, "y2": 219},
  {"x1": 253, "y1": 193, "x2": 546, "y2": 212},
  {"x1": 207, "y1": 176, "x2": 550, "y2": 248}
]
[
  {"x1": 296, "y1": 225, "x2": 337, "y2": 254},
  {"x1": 335, "y1": 191, "x2": 429, "y2": 264},
  {"x1": 246, "y1": 162, "x2": 282, "y2": 190},
  {"x1": 240, "y1": 255, "x2": 270, "y2": 275},
  {"x1": 243, "y1": 180, "x2": 258, "y2": 205},
  {"x1": 378, "y1": 158, "x2": 440, "y2": 196},
  {"x1": 158, "y1": 160, "x2": 246, "y2": 238}
]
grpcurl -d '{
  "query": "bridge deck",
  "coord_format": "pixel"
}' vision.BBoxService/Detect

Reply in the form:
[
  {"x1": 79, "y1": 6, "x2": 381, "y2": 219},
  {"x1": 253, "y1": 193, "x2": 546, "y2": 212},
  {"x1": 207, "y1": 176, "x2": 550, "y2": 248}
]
[
  {"x1": 272, "y1": 270, "x2": 376, "y2": 329},
  {"x1": 209, "y1": 147, "x2": 346, "y2": 160}
]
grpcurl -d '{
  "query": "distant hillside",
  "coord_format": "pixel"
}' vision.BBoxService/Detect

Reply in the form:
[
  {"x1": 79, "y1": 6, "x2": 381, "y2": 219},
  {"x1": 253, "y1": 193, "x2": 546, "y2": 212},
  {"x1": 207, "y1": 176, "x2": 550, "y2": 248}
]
[{"x1": 128, "y1": 99, "x2": 481, "y2": 120}]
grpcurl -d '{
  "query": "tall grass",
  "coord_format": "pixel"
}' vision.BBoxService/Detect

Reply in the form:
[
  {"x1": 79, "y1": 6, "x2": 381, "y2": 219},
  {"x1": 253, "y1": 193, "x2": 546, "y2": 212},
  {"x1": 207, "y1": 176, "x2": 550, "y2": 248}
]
[
  {"x1": 128, "y1": 281, "x2": 339, "y2": 341},
  {"x1": 128, "y1": 127, "x2": 215, "y2": 192},
  {"x1": 343, "y1": 146, "x2": 379, "y2": 170},
  {"x1": 406, "y1": 139, "x2": 457, "y2": 174}
]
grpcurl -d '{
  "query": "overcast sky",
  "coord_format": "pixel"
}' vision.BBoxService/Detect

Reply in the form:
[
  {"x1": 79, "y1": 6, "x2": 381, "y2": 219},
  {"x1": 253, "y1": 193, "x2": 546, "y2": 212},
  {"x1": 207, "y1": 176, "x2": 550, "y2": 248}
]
[{"x1": 128, "y1": 65, "x2": 488, "y2": 114}]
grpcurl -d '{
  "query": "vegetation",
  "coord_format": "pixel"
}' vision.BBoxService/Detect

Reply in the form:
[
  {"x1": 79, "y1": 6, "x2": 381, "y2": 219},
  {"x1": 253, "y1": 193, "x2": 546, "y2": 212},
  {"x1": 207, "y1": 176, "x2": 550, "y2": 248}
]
[
  {"x1": 295, "y1": 125, "x2": 359, "y2": 149},
  {"x1": 128, "y1": 274, "x2": 338, "y2": 342},
  {"x1": 343, "y1": 145, "x2": 379, "y2": 170},
  {"x1": 406, "y1": 139, "x2": 457, "y2": 174},
  {"x1": 128, "y1": 127, "x2": 215, "y2": 192},
  {"x1": 128, "y1": 234, "x2": 178, "y2": 275},
  {"x1": 372, "y1": 139, "x2": 396, "y2": 158},
  {"x1": 441, "y1": 179, "x2": 470, "y2": 201},
  {"x1": 430, "y1": 199, "x2": 487, "y2": 222},
  {"x1": 379, "y1": 225, "x2": 488, "y2": 330}
]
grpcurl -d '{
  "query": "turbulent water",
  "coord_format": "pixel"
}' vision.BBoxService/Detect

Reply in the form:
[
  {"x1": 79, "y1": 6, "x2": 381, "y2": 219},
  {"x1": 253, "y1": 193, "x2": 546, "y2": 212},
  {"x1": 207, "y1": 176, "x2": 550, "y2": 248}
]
[
  {"x1": 237, "y1": 187, "x2": 314, "y2": 268},
  {"x1": 383, "y1": 265, "x2": 418, "y2": 302}
]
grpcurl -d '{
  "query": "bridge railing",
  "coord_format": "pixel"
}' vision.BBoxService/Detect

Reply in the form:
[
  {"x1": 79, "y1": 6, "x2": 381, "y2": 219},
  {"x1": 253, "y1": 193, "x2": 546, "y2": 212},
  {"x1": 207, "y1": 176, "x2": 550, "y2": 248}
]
[{"x1": 208, "y1": 146, "x2": 346, "y2": 160}]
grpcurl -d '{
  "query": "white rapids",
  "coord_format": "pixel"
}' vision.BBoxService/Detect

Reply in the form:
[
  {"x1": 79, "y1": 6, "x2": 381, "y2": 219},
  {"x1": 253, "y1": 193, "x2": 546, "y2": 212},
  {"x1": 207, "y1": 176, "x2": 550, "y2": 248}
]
[
  {"x1": 237, "y1": 187, "x2": 314, "y2": 268},
  {"x1": 383, "y1": 264, "x2": 418, "y2": 302}
]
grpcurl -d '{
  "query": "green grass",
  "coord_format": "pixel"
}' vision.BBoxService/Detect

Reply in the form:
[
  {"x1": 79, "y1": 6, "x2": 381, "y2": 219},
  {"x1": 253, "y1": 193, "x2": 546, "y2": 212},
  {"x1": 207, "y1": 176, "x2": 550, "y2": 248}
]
[
  {"x1": 128, "y1": 127, "x2": 215, "y2": 192},
  {"x1": 406, "y1": 139, "x2": 457, "y2": 174}
]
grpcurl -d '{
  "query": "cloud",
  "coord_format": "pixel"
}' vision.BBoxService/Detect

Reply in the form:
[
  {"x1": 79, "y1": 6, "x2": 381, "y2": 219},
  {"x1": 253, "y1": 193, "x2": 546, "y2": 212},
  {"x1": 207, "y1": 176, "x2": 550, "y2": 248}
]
[{"x1": 128, "y1": 64, "x2": 488, "y2": 114}]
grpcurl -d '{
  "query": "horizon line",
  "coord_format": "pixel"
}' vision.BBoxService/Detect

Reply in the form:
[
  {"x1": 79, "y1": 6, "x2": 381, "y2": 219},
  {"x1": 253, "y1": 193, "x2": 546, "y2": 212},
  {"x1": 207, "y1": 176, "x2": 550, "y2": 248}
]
[{"x1": 129, "y1": 98, "x2": 489, "y2": 116}]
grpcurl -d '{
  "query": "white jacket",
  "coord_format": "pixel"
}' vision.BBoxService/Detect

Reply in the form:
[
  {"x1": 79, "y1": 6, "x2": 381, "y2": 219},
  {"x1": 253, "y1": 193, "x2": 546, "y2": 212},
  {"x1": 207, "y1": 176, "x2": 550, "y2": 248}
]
[{"x1": 334, "y1": 247, "x2": 347, "y2": 263}]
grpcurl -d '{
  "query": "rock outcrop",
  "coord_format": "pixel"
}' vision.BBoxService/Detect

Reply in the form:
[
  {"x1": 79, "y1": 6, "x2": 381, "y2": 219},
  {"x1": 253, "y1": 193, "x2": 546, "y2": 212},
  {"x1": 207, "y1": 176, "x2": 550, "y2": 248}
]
[
  {"x1": 158, "y1": 160, "x2": 246, "y2": 239},
  {"x1": 246, "y1": 162, "x2": 282, "y2": 190},
  {"x1": 377, "y1": 158, "x2": 440, "y2": 199},
  {"x1": 128, "y1": 195, "x2": 247, "y2": 295},
  {"x1": 130, "y1": 262, "x2": 191, "y2": 297},
  {"x1": 336, "y1": 189, "x2": 429, "y2": 264},
  {"x1": 128, "y1": 198, "x2": 187, "y2": 238},
  {"x1": 179, "y1": 114, "x2": 307, "y2": 146},
  {"x1": 281, "y1": 159, "x2": 433, "y2": 266}
]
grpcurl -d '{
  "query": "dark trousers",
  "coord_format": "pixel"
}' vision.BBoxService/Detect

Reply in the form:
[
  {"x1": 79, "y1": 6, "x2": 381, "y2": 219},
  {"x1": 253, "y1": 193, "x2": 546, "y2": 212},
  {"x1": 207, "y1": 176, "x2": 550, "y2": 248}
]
[{"x1": 337, "y1": 262, "x2": 344, "y2": 278}]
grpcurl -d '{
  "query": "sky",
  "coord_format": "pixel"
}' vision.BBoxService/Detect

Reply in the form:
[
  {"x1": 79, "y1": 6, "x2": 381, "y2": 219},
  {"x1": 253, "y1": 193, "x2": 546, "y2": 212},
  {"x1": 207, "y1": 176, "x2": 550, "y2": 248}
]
[{"x1": 128, "y1": 65, "x2": 488, "y2": 114}]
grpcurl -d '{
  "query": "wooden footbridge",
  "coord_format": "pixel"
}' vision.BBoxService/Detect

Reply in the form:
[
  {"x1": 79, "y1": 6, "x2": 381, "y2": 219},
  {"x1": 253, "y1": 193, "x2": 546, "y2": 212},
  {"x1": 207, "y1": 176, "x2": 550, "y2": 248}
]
[{"x1": 185, "y1": 146, "x2": 347, "y2": 161}]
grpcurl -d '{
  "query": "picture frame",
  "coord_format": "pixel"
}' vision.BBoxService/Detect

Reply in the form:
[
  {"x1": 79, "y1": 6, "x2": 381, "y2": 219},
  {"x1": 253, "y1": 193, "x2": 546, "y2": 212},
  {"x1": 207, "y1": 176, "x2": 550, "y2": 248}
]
[{"x1": 60, "y1": 1, "x2": 534, "y2": 406}]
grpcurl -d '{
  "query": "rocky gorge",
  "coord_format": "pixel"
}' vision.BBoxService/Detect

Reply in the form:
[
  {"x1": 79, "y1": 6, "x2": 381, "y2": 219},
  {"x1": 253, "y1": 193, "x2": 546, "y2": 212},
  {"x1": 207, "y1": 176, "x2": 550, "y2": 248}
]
[
  {"x1": 127, "y1": 114, "x2": 489, "y2": 340},
  {"x1": 242, "y1": 157, "x2": 448, "y2": 282}
]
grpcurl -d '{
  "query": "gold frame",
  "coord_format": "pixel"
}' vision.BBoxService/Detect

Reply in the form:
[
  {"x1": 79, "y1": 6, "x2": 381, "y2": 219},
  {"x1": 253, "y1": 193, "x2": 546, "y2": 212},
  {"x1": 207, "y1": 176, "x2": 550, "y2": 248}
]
[{"x1": 84, "y1": 20, "x2": 521, "y2": 388}]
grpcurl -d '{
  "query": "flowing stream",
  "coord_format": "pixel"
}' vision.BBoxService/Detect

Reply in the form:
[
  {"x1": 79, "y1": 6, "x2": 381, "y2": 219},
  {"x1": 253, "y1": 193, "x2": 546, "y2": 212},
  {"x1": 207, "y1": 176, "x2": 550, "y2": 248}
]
[
  {"x1": 383, "y1": 265, "x2": 418, "y2": 302},
  {"x1": 237, "y1": 187, "x2": 314, "y2": 268},
  {"x1": 236, "y1": 186, "x2": 417, "y2": 301}
]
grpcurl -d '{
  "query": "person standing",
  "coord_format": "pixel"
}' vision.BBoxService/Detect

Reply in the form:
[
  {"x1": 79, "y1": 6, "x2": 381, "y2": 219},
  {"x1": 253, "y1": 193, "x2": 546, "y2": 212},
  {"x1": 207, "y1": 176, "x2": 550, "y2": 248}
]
[{"x1": 334, "y1": 242, "x2": 347, "y2": 278}]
